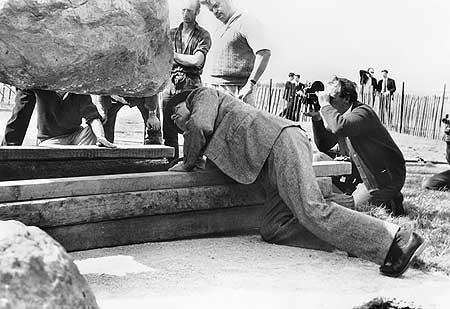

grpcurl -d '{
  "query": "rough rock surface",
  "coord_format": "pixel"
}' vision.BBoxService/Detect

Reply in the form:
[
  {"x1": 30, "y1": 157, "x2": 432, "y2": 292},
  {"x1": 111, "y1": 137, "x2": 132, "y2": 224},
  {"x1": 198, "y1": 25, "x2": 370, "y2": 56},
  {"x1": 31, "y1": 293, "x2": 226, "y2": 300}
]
[
  {"x1": 0, "y1": 220, "x2": 98, "y2": 309},
  {"x1": 0, "y1": 0, "x2": 172, "y2": 96}
]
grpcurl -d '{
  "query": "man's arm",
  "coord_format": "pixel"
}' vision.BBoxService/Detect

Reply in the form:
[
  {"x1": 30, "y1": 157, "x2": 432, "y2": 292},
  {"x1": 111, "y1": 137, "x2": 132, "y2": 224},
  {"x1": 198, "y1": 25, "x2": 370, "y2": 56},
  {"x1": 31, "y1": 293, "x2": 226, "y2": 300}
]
[
  {"x1": 174, "y1": 51, "x2": 206, "y2": 68},
  {"x1": 320, "y1": 105, "x2": 374, "y2": 137},
  {"x1": 389, "y1": 79, "x2": 396, "y2": 94},
  {"x1": 238, "y1": 49, "x2": 271, "y2": 99},
  {"x1": 90, "y1": 118, "x2": 116, "y2": 148}
]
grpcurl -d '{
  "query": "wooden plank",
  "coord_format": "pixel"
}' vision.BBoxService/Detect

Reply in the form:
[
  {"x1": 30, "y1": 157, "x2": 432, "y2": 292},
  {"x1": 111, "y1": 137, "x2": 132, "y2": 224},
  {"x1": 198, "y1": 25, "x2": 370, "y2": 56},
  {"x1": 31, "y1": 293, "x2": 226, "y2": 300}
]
[
  {"x1": 0, "y1": 145, "x2": 174, "y2": 160},
  {"x1": 0, "y1": 162, "x2": 344, "y2": 202},
  {"x1": 45, "y1": 205, "x2": 265, "y2": 252},
  {"x1": 0, "y1": 184, "x2": 267, "y2": 227},
  {"x1": 0, "y1": 158, "x2": 169, "y2": 181}
]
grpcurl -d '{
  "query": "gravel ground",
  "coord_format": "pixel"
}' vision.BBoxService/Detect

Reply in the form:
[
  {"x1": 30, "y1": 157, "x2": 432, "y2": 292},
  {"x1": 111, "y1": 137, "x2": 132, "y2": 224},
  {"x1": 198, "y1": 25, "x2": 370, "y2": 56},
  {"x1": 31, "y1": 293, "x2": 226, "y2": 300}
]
[{"x1": 71, "y1": 235, "x2": 450, "y2": 309}]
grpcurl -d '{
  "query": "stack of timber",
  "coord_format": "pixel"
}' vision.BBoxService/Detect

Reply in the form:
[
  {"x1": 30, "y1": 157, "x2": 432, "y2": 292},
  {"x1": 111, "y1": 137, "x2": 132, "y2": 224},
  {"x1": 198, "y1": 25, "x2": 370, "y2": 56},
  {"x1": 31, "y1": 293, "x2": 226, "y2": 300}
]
[
  {"x1": 0, "y1": 145, "x2": 174, "y2": 181},
  {"x1": 0, "y1": 156, "x2": 351, "y2": 251}
]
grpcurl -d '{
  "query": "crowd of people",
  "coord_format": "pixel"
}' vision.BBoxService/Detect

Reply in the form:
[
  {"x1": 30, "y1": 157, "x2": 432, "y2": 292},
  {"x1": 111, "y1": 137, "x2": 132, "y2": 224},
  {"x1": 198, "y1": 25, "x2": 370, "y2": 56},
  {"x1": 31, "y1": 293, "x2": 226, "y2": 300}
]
[{"x1": 3, "y1": 0, "x2": 447, "y2": 278}]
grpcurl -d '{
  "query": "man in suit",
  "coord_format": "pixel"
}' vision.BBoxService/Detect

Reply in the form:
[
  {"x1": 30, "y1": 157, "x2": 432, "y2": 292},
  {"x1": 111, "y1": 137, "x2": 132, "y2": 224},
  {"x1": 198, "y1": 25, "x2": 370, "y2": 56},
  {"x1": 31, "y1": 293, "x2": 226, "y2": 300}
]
[
  {"x1": 377, "y1": 69, "x2": 396, "y2": 95},
  {"x1": 166, "y1": 86, "x2": 426, "y2": 277},
  {"x1": 359, "y1": 67, "x2": 377, "y2": 93}
]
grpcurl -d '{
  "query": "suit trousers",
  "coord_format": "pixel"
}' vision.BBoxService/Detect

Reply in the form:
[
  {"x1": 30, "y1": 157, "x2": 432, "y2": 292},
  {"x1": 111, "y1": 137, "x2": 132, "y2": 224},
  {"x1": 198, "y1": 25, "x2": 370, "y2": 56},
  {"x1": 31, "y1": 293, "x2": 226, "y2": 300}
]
[
  {"x1": 1, "y1": 89, "x2": 36, "y2": 146},
  {"x1": 259, "y1": 127, "x2": 398, "y2": 265}
]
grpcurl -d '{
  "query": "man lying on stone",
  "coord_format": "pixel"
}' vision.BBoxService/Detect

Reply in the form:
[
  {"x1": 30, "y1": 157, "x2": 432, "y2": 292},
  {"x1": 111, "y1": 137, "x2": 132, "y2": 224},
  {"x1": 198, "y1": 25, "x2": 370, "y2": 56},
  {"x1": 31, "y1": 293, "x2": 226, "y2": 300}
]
[
  {"x1": 15, "y1": 89, "x2": 115, "y2": 147},
  {"x1": 306, "y1": 77, "x2": 406, "y2": 216},
  {"x1": 165, "y1": 87, "x2": 426, "y2": 277},
  {"x1": 422, "y1": 119, "x2": 450, "y2": 191},
  {"x1": 91, "y1": 94, "x2": 161, "y2": 145}
]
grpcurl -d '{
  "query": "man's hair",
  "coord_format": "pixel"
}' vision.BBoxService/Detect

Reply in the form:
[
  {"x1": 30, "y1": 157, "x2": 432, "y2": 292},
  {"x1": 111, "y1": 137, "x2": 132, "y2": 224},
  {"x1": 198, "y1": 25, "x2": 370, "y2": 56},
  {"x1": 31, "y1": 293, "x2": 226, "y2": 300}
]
[
  {"x1": 164, "y1": 90, "x2": 193, "y2": 118},
  {"x1": 288, "y1": 72, "x2": 294, "y2": 77},
  {"x1": 184, "y1": 0, "x2": 201, "y2": 12},
  {"x1": 381, "y1": 69, "x2": 388, "y2": 73},
  {"x1": 367, "y1": 67, "x2": 374, "y2": 73},
  {"x1": 329, "y1": 77, "x2": 358, "y2": 103}
]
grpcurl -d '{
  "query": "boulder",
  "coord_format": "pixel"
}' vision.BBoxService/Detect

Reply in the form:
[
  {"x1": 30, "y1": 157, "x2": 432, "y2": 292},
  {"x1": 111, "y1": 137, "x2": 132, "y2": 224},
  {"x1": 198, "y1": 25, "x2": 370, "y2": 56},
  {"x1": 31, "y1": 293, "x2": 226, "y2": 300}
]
[
  {"x1": 0, "y1": 220, "x2": 98, "y2": 309},
  {"x1": 0, "y1": 0, "x2": 172, "y2": 96}
]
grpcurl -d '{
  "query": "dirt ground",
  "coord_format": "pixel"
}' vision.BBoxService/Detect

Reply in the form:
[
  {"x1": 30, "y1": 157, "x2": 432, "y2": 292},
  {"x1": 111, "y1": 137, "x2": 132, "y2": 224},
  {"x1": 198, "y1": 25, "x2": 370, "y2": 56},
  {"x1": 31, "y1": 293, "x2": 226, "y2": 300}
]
[{"x1": 72, "y1": 235, "x2": 450, "y2": 309}]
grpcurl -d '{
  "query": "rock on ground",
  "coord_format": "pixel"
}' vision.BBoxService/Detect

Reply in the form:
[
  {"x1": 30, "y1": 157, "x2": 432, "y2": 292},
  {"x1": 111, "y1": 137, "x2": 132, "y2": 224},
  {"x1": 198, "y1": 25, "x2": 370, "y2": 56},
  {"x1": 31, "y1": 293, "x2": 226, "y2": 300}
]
[
  {"x1": 0, "y1": 220, "x2": 98, "y2": 309},
  {"x1": 0, "y1": 0, "x2": 172, "y2": 97}
]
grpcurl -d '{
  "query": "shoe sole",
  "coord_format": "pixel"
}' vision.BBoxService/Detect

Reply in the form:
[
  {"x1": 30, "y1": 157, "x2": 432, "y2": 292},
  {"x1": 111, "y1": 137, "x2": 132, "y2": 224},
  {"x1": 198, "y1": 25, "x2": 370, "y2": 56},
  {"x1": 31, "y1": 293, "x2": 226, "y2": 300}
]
[{"x1": 382, "y1": 239, "x2": 428, "y2": 278}]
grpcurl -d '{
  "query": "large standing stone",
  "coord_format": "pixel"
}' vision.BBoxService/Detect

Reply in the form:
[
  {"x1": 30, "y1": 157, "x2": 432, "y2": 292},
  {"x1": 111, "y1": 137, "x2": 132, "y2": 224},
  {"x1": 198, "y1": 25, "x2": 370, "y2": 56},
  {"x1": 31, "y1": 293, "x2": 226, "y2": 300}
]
[
  {"x1": 0, "y1": 0, "x2": 172, "y2": 96},
  {"x1": 0, "y1": 220, "x2": 98, "y2": 309}
]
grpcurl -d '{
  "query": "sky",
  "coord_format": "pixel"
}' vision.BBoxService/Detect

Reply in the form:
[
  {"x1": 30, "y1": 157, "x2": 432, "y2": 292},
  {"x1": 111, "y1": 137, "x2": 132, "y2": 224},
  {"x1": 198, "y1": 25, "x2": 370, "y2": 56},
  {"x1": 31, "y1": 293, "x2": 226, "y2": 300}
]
[{"x1": 168, "y1": 0, "x2": 450, "y2": 95}]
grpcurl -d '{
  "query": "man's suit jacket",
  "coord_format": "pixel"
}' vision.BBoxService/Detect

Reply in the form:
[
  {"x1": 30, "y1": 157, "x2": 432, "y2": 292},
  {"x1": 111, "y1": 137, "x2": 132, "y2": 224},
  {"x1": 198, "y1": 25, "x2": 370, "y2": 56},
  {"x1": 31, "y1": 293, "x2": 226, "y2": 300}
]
[
  {"x1": 183, "y1": 87, "x2": 299, "y2": 184},
  {"x1": 377, "y1": 78, "x2": 396, "y2": 94}
]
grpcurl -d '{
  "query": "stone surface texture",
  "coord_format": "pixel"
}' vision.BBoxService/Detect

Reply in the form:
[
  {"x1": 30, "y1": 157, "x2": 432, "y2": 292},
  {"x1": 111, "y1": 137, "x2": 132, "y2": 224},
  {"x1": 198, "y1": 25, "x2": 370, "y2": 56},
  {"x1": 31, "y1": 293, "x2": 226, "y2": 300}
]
[
  {"x1": 0, "y1": 0, "x2": 172, "y2": 96},
  {"x1": 0, "y1": 220, "x2": 98, "y2": 309}
]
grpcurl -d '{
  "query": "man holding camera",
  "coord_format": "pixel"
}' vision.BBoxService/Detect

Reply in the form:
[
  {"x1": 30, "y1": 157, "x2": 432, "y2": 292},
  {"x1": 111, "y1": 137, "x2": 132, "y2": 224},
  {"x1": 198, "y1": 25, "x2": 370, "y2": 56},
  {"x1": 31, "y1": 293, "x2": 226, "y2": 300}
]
[
  {"x1": 308, "y1": 77, "x2": 406, "y2": 216},
  {"x1": 422, "y1": 116, "x2": 450, "y2": 191}
]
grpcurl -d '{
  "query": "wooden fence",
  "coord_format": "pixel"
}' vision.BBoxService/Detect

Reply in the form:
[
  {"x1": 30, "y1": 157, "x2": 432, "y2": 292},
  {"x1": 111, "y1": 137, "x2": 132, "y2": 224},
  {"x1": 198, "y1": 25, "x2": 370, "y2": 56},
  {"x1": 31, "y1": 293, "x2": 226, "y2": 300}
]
[
  {"x1": 255, "y1": 81, "x2": 448, "y2": 140},
  {"x1": 1, "y1": 81, "x2": 447, "y2": 140}
]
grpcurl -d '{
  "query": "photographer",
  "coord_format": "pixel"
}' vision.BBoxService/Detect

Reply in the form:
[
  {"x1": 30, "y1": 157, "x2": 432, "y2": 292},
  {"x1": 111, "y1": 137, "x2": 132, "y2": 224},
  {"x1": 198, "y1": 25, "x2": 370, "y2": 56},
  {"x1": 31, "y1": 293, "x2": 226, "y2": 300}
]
[
  {"x1": 422, "y1": 116, "x2": 450, "y2": 191},
  {"x1": 308, "y1": 77, "x2": 406, "y2": 216}
]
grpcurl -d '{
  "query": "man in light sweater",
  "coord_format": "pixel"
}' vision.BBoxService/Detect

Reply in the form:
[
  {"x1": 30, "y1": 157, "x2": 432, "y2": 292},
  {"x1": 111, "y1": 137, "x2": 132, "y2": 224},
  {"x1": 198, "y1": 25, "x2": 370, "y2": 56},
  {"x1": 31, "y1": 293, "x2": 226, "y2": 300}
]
[{"x1": 200, "y1": 0, "x2": 271, "y2": 106}]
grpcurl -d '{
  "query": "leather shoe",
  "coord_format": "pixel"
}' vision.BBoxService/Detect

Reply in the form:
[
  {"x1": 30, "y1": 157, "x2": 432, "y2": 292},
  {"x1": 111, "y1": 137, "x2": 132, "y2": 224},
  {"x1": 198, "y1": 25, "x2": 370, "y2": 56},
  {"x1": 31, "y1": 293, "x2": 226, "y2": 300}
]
[{"x1": 380, "y1": 232, "x2": 427, "y2": 277}]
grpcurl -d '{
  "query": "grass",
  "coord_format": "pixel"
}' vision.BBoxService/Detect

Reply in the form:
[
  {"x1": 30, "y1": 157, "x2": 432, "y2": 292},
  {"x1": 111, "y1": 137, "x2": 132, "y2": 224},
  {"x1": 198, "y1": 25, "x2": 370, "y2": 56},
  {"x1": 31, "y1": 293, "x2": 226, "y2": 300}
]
[{"x1": 357, "y1": 163, "x2": 450, "y2": 275}]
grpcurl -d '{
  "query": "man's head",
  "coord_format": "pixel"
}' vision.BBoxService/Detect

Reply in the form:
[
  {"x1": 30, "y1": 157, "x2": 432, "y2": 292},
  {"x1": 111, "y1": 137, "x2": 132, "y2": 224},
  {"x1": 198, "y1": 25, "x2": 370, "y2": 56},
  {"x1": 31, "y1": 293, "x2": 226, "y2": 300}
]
[
  {"x1": 181, "y1": 0, "x2": 200, "y2": 24},
  {"x1": 367, "y1": 67, "x2": 375, "y2": 76},
  {"x1": 288, "y1": 72, "x2": 294, "y2": 80},
  {"x1": 327, "y1": 77, "x2": 358, "y2": 114},
  {"x1": 294, "y1": 74, "x2": 300, "y2": 82},
  {"x1": 381, "y1": 69, "x2": 389, "y2": 79},
  {"x1": 166, "y1": 91, "x2": 193, "y2": 132},
  {"x1": 200, "y1": 0, "x2": 236, "y2": 24}
]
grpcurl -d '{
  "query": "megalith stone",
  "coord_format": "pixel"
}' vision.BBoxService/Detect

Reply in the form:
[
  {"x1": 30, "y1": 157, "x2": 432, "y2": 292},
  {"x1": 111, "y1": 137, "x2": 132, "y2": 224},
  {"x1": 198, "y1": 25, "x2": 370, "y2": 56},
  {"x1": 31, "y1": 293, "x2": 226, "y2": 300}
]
[
  {"x1": 0, "y1": 0, "x2": 172, "y2": 97},
  {"x1": 0, "y1": 220, "x2": 98, "y2": 309}
]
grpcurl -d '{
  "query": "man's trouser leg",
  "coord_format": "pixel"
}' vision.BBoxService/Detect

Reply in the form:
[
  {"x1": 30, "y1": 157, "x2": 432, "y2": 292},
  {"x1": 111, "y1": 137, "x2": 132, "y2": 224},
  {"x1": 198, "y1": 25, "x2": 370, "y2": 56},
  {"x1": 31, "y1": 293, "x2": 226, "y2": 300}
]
[
  {"x1": 260, "y1": 127, "x2": 399, "y2": 265},
  {"x1": 136, "y1": 96, "x2": 163, "y2": 145},
  {"x1": 38, "y1": 126, "x2": 97, "y2": 146},
  {"x1": 99, "y1": 96, "x2": 123, "y2": 143},
  {"x1": 162, "y1": 91, "x2": 180, "y2": 160},
  {"x1": 2, "y1": 89, "x2": 36, "y2": 146}
]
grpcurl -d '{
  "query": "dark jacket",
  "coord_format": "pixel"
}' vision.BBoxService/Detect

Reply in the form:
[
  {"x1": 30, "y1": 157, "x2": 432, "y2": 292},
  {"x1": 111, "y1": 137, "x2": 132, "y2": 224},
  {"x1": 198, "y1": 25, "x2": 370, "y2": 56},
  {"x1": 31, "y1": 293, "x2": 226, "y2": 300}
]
[
  {"x1": 33, "y1": 90, "x2": 100, "y2": 141},
  {"x1": 377, "y1": 78, "x2": 396, "y2": 94},
  {"x1": 312, "y1": 102, "x2": 405, "y2": 192}
]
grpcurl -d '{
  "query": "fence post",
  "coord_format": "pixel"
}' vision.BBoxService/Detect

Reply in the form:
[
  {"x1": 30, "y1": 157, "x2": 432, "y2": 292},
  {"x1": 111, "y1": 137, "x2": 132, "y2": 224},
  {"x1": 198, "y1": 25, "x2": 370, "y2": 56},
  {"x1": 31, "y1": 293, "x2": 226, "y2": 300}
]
[
  {"x1": 399, "y1": 82, "x2": 405, "y2": 133},
  {"x1": 268, "y1": 79, "x2": 273, "y2": 113},
  {"x1": 439, "y1": 84, "x2": 447, "y2": 134}
]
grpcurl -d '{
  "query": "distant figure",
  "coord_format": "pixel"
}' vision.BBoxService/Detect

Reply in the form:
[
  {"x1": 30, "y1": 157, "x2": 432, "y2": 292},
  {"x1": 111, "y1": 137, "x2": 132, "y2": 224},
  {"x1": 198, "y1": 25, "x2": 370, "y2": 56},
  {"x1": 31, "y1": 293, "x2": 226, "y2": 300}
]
[
  {"x1": 283, "y1": 72, "x2": 296, "y2": 102},
  {"x1": 359, "y1": 67, "x2": 377, "y2": 95},
  {"x1": 377, "y1": 69, "x2": 396, "y2": 95},
  {"x1": 162, "y1": 0, "x2": 211, "y2": 161},
  {"x1": 308, "y1": 77, "x2": 406, "y2": 216},
  {"x1": 16, "y1": 89, "x2": 115, "y2": 147},
  {"x1": 422, "y1": 117, "x2": 450, "y2": 191},
  {"x1": 201, "y1": 0, "x2": 271, "y2": 106}
]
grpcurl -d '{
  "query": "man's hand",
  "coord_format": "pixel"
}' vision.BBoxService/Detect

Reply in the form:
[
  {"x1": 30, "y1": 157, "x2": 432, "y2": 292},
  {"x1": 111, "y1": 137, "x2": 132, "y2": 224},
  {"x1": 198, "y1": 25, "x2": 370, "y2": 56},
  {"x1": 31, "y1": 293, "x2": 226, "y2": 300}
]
[
  {"x1": 168, "y1": 161, "x2": 188, "y2": 172},
  {"x1": 96, "y1": 136, "x2": 117, "y2": 148},
  {"x1": 238, "y1": 82, "x2": 254, "y2": 101},
  {"x1": 147, "y1": 112, "x2": 161, "y2": 132},
  {"x1": 304, "y1": 110, "x2": 322, "y2": 121}
]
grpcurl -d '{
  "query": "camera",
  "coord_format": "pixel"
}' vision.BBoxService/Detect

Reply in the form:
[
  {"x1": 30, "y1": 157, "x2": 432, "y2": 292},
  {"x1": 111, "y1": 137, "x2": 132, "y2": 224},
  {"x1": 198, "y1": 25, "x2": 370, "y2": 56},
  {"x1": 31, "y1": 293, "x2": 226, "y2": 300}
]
[{"x1": 303, "y1": 80, "x2": 324, "y2": 112}]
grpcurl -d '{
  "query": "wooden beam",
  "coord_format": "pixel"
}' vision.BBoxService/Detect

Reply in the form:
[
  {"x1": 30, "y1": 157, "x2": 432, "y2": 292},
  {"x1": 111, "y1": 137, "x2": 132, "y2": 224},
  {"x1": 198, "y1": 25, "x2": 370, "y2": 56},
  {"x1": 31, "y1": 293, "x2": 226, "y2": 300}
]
[
  {"x1": 0, "y1": 158, "x2": 169, "y2": 181},
  {"x1": 0, "y1": 162, "x2": 347, "y2": 202},
  {"x1": 0, "y1": 145, "x2": 174, "y2": 160},
  {"x1": 45, "y1": 205, "x2": 265, "y2": 252}
]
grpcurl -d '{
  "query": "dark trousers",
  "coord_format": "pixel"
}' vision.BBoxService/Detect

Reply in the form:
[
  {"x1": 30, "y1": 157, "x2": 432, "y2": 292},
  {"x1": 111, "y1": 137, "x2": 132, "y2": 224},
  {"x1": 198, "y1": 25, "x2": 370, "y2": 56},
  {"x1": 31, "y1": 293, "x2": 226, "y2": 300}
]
[
  {"x1": 422, "y1": 142, "x2": 450, "y2": 191},
  {"x1": 1, "y1": 89, "x2": 36, "y2": 146},
  {"x1": 162, "y1": 76, "x2": 202, "y2": 160},
  {"x1": 100, "y1": 96, "x2": 162, "y2": 144}
]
